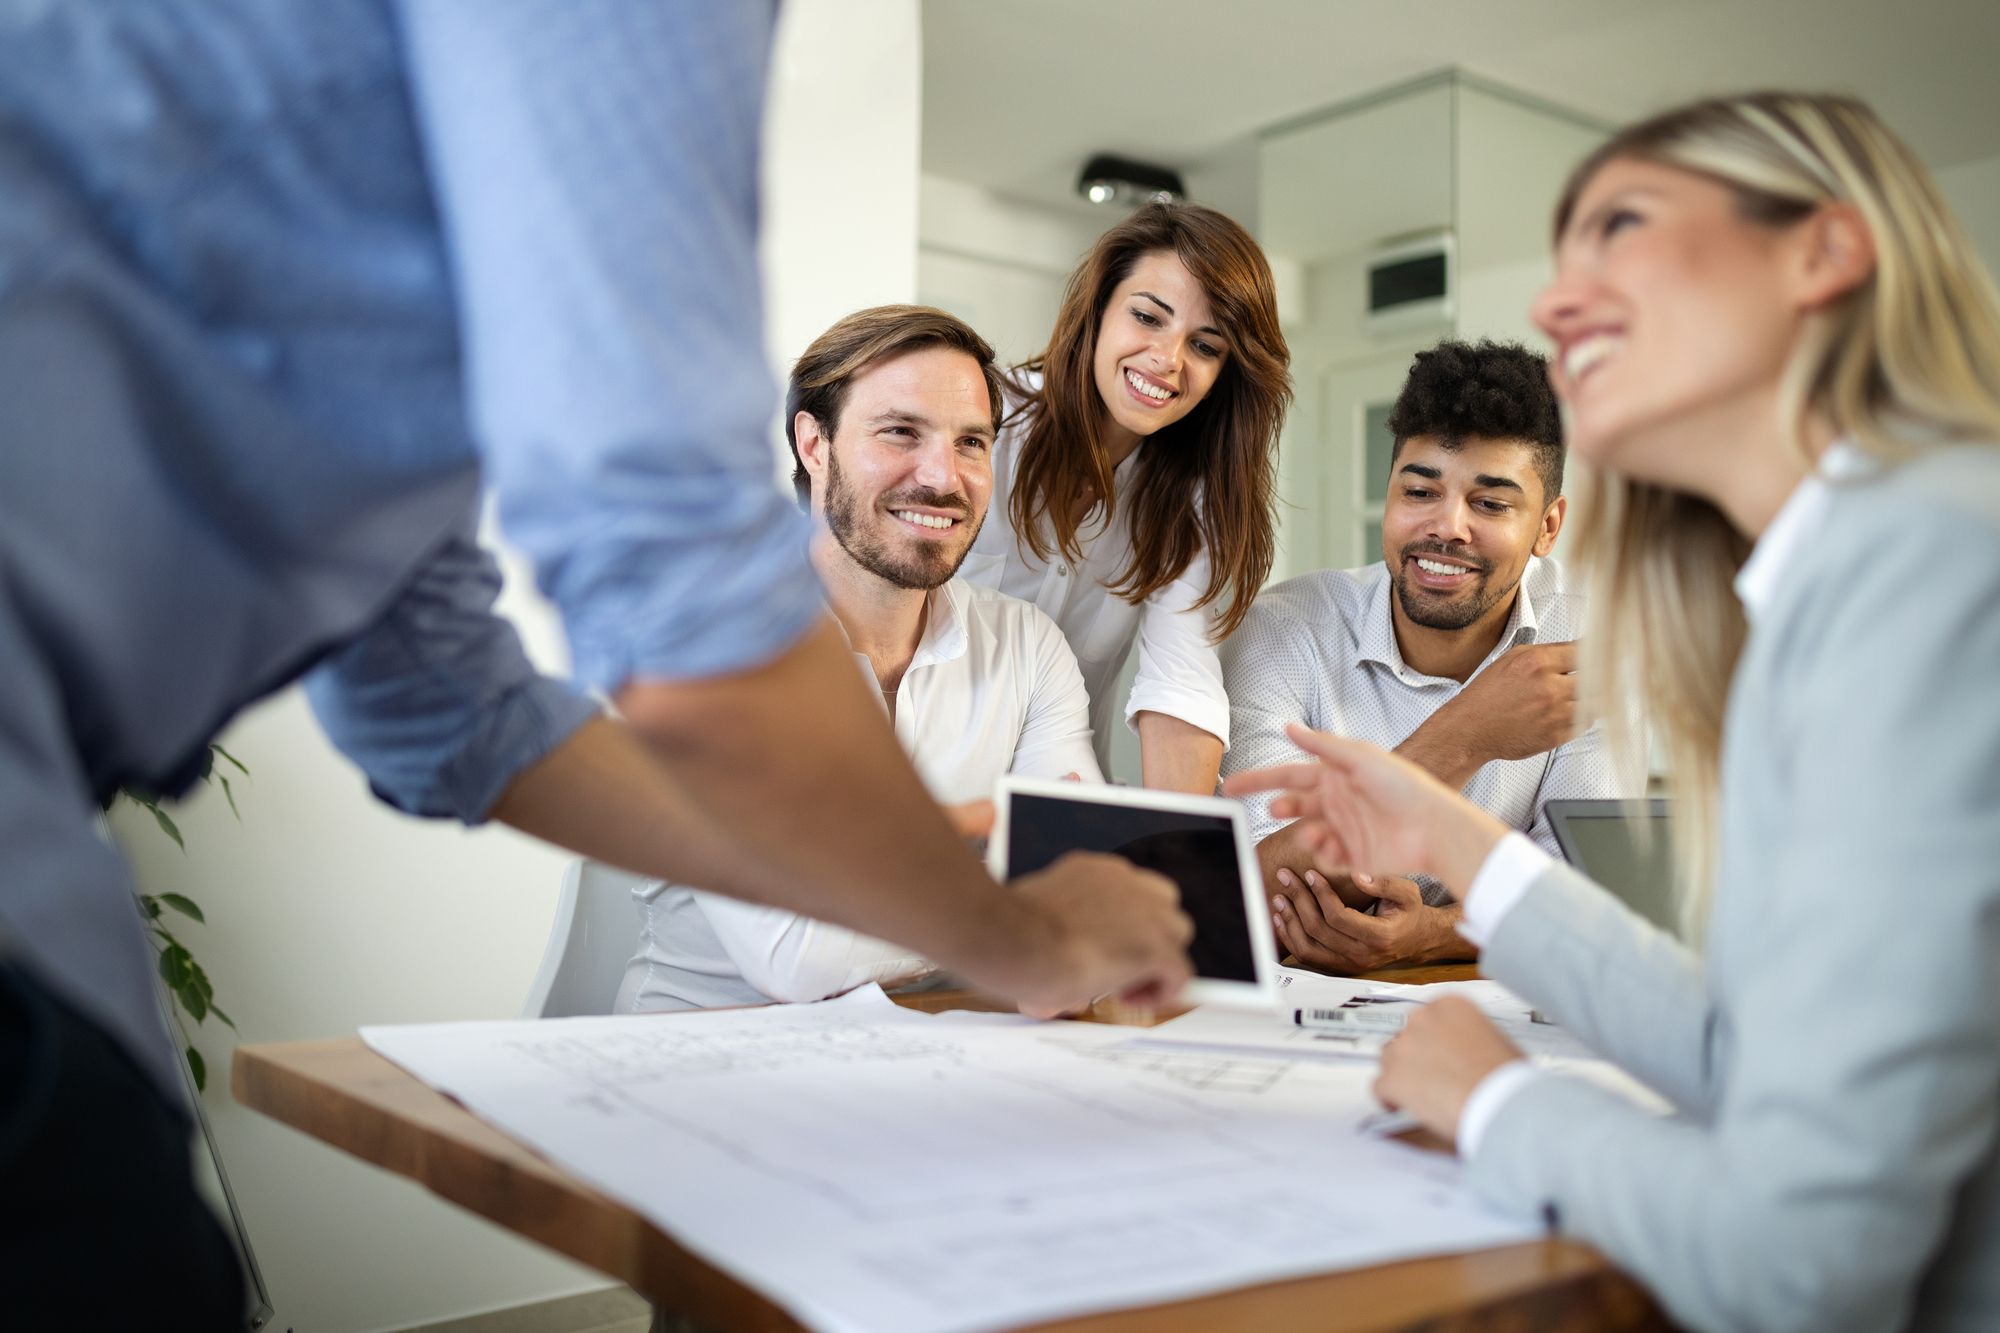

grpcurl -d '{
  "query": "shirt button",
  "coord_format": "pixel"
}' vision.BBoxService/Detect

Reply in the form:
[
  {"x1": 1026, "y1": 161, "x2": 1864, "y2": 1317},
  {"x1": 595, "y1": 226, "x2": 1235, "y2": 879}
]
[{"x1": 1057, "y1": 564, "x2": 1069, "y2": 576}]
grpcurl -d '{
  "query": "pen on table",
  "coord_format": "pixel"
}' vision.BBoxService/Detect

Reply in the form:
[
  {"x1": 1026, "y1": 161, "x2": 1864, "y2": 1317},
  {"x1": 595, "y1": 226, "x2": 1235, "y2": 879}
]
[{"x1": 1293, "y1": 996, "x2": 1418, "y2": 1028}]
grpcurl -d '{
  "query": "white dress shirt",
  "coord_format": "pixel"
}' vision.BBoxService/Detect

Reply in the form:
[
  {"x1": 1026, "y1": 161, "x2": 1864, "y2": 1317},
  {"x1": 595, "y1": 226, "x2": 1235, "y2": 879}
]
[
  {"x1": 957, "y1": 377, "x2": 1231, "y2": 776},
  {"x1": 1455, "y1": 442, "x2": 1872, "y2": 1159},
  {"x1": 615, "y1": 576, "x2": 1101, "y2": 1012},
  {"x1": 1220, "y1": 556, "x2": 1630, "y2": 905}
]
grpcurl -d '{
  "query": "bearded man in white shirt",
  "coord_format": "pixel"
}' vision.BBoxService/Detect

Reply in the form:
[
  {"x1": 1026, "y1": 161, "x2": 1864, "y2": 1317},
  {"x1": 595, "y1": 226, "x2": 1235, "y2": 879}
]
[
  {"x1": 617, "y1": 306, "x2": 1101, "y2": 1011},
  {"x1": 1221, "y1": 340, "x2": 1635, "y2": 976}
]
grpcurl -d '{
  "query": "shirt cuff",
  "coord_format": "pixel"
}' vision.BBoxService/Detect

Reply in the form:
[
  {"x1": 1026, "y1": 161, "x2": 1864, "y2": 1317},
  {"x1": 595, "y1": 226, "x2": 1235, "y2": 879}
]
[
  {"x1": 1456, "y1": 1057, "x2": 1542, "y2": 1160},
  {"x1": 1455, "y1": 831, "x2": 1554, "y2": 947},
  {"x1": 1123, "y1": 682, "x2": 1231, "y2": 750}
]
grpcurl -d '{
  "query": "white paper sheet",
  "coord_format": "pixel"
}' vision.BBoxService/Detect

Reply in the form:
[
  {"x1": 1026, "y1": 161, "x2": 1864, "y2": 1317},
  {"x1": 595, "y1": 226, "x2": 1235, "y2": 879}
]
[
  {"x1": 362, "y1": 987, "x2": 1538, "y2": 1333},
  {"x1": 1134, "y1": 969, "x2": 1599, "y2": 1062}
]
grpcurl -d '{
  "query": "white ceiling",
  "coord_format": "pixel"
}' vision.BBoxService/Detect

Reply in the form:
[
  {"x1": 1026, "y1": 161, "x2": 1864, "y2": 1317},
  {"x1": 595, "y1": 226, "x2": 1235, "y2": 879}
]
[{"x1": 922, "y1": 0, "x2": 2000, "y2": 216}]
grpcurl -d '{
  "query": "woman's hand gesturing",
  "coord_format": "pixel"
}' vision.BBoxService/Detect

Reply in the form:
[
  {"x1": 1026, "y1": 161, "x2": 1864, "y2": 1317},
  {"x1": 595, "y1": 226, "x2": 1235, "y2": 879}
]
[{"x1": 1222, "y1": 723, "x2": 1512, "y2": 898}]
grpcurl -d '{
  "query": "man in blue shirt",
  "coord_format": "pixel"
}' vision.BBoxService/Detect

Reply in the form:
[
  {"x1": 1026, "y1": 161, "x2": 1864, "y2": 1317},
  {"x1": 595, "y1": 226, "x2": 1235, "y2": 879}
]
[{"x1": 0, "y1": 4, "x2": 1192, "y2": 1323}]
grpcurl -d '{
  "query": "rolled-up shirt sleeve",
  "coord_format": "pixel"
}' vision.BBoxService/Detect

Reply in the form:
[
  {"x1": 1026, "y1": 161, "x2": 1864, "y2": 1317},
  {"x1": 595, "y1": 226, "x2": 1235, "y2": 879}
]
[
  {"x1": 1217, "y1": 598, "x2": 1317, "y2": 843},
  {"x1": 397, "y1": 1, "x2": 823, "y2": 692},
  {"x1": 692, "y1": 891, "x2": 932, "y2": 1004},
  {"x1": 304, "y1": 530, "x2": 601, "y2": 823},
  {"x1": 1123, "y1": 544, "x2": 1232, "y2": 749}
]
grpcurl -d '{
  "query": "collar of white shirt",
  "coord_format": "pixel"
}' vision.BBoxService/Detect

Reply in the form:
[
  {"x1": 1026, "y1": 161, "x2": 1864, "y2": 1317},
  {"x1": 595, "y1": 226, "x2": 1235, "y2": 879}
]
[
  {"x1": 839, "y1": 578, "x2": 973, "y2": 691},
  {"x1": 1732, "y1": 440, "x2": 1877, "y2": 621},
  {"x1": 1354, "y1": 556, "x2": 1545, "y2": 685}
]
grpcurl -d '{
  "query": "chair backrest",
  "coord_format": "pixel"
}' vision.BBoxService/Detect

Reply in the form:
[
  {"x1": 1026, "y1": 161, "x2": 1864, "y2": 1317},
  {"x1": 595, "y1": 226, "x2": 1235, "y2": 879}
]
[{"x1": 520, "y1": 859, "x2": 650, "y2": 1019}]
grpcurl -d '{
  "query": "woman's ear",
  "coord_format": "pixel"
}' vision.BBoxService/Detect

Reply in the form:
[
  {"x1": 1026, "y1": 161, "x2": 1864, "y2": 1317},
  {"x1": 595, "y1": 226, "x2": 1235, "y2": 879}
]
[{"x1": 1792, "y1": 202, "x2": 1877, "y2": 311}]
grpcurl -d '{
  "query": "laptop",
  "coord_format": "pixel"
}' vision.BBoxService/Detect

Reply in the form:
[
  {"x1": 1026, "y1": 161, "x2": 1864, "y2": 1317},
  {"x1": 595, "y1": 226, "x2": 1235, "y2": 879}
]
[
  {"x1": 1543, "y1": 798, "x2": 1679, "y2": 935},
  {"x1": 987, "y1": 776, "x2": 1278, "y2": 1008}
]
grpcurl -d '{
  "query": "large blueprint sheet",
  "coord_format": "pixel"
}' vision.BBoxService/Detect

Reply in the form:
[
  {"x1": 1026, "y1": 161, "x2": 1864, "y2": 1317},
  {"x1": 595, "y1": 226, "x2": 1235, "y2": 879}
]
[{"x1": 363, "y1": 989, "x2": 1537, "y2": 1333}]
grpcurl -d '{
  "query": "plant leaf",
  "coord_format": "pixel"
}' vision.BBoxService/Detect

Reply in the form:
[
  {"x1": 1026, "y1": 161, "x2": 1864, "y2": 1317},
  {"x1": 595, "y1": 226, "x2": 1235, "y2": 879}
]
[
  {"x1": 148, "y1": 804, "x2": 185, "y2": 851},
  {"x1": 139, "y1": 895, "x2": 163, "y2": 920},
  {"x1": 212, "y1": 743, "x2": 249, "y2": 776},
  {"x1": 209, "y1": 1003, "x2": 237, "y2": 1031},
  {"x1": 215, "y1": 771, "x2": 239, "y2": 819},
  {"x1": 157, "y1": 892, "x2": 206, "y2": 924},
  {"x1": 157, "y1": 942, "x2": 191, "y2": 991},
  {"x1": 186, "y1": 1046, "x2": 207, "y2": 1094}
]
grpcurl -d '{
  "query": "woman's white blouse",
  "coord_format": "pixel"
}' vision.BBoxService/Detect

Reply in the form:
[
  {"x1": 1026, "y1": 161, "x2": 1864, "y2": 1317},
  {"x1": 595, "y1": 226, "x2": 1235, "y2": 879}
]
[{"x1": 958, "y1": 399, "x2": 1231, "y2": 777}]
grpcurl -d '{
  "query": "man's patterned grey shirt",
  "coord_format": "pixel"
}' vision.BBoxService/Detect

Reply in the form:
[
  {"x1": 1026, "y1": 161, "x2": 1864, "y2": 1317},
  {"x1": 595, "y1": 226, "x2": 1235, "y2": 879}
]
[{"x1": 1220, "y1": 557, "x2": 1636, "y2": 904}]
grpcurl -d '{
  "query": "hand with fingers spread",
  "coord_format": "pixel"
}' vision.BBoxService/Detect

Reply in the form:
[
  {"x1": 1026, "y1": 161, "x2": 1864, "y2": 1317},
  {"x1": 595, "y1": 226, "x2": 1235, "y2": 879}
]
[
  {"x1": 1223, "y1": 722, "x2": 1512, "y2": 900},
  {"x1": 1373, "y1": 996, "x2": 1524, "y2": 1144},
  {"x1": 1270, "y1": 868, "x2": 1473, "y2": 974}
]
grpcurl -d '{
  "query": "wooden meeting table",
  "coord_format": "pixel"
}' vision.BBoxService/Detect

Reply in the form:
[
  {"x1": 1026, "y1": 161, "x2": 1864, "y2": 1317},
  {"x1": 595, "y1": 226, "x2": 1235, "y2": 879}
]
[{"x1": 233, "y1": 962, "x2": 1669, "y2": 1333}]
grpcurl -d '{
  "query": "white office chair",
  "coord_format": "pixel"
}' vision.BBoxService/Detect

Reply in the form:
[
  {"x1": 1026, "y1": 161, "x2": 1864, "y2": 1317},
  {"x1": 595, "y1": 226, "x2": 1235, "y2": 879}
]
[{"x1": 521, "y1": 859, "x2": 650, "y2": 1019}]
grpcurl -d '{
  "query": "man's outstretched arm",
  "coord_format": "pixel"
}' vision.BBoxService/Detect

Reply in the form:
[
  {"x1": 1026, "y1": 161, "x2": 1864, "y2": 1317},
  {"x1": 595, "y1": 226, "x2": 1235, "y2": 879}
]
[{"x1": 494, "y1": 619, "x2": 1193, "y2": 1014}]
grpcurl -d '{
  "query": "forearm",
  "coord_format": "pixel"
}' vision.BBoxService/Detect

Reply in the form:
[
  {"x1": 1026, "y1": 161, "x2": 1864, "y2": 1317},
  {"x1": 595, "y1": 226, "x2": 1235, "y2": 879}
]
[
  {"x1": 1394, "y1": 714, "x2": 1485, "y2": 791},
  {"x1": 1136, "y1": 711, "x2": 1224, "y2": 794},
  {"x1": 1411, "y1": 903, "x2": 1478, "y2": 964},
  {"x1": 610, "y1": 618, "x2": 1053, "y2": 988}
]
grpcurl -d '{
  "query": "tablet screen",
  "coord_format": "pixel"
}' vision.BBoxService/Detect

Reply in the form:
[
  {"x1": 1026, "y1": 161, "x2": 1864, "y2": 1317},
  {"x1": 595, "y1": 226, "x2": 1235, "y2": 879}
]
[{"x1": 1004, "y1": 792, "x2": 1257, "y2": 983}]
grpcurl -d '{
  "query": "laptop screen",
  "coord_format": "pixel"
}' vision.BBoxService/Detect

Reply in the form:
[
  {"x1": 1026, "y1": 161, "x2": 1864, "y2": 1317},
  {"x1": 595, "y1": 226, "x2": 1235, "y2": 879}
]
[{"x1": 1544, "y1": 799, "x2": 1679, "y2": 935}]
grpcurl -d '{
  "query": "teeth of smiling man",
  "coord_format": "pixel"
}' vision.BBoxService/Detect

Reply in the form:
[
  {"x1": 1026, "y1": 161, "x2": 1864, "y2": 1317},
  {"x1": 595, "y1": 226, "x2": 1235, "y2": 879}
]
[
  {"x1": 1563, "y1": 333, "x2": 1624, "y2": 383},
  {"x1": 1416, "y1": 558, "x2": 1468, "y2": 576},
  {"x1": 892, "y1": 510, "x2": 956, "y2": 530},
  {"x1": 1125, "y1": 368, "x2": 1173, "y2": 401}
]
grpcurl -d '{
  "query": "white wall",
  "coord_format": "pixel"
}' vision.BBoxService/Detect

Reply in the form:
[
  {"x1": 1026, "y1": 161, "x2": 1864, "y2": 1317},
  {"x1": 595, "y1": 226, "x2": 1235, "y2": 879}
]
[
  {"x1": 106, "y1": 4, "x2": 923, "y2": 1330},
  {"x1": 1937, "y1": 153, "x2": 2000, "y2": 285},
  {"x1": 916, "y1": 173, "x2": 1106, "y2": 367}
]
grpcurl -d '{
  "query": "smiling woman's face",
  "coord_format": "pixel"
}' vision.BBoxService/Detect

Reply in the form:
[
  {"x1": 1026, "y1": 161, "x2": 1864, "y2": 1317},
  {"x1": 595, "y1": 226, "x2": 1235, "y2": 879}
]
[
  {"x1": 1091, "y1": 250, "x2": 1230, "y2": 443},
  {"x1": 1532, "y1": 158, "x2": 1805, "y2": 490}
]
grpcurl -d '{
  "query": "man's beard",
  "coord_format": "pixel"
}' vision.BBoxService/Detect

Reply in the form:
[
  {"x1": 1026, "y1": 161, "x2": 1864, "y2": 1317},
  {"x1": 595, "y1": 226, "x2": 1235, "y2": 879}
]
[
  {"x1": 1390, "y1": 541, "x2": 1513, "y2": 631},
  {"x1": 825, "y1": 448, "x2": 982, "y2": 591}
]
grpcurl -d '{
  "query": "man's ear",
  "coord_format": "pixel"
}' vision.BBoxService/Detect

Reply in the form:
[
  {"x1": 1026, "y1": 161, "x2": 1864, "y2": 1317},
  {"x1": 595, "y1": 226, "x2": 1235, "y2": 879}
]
[
  {"x1": 1533, "y1": 494, "x2": 1567, "y2": 559},
  {"x1": 795, "y1": 411, "x2": 831, "y2": 485},
  {"x1": 1793, "y1": 202, "x2": 1876, "y2": 312}
]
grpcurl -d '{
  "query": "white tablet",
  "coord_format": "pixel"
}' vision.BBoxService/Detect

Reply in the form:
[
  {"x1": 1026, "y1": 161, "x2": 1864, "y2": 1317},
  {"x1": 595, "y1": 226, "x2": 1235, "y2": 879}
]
[{"x1": 987, "y1": 776, "x2": 1278, "y2": 1009}]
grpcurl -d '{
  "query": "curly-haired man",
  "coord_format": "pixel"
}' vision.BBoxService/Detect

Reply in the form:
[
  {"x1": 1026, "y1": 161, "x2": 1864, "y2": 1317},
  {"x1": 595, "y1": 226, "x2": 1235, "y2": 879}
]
[{"x1": 1221, "y1": 339, "x2": 1639, "y2": 974}]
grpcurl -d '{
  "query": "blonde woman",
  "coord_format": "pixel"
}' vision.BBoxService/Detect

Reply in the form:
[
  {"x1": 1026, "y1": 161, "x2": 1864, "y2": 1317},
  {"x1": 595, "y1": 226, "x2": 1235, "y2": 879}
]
[{"x1": 1227, "y1": 94, "x2": 2000, "y2": 1332}]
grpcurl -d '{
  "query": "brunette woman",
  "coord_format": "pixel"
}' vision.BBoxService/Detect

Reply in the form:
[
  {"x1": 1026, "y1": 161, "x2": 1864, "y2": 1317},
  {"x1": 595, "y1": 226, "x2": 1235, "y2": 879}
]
[
  {"x1": 1229, "y1": 93, "x2": 2000, "y2": 1332},
  {"x1": 959, "y1": 203, "x2": 1291, "y2": 793}
]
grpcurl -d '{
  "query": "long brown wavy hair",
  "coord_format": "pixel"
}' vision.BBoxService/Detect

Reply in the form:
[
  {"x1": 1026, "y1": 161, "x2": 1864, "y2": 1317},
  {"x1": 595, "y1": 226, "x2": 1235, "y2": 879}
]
[{"x1": 1009, "y1": 203, "x2": 1291, "y2": 640}]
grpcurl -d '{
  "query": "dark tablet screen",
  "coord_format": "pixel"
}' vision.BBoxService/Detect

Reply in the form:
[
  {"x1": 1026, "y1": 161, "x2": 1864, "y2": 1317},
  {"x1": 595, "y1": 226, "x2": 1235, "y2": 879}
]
[{"x1": 1005, "y1": 792, "x2": 1256, "y2": 983}]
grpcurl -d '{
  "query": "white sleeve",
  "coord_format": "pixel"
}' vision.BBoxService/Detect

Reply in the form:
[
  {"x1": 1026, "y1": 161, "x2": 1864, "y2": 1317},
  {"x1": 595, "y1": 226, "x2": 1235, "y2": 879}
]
[
  {"x1": 1122, "y1": 543, "x2": 1231, "y2": 748},
  {"x1": 1457, "y1": 1059, "x2": 1544, "y2": 1159},
  {"x1": 1009, "y1": 609, "x2": 1105, "y2": 782},
  {"x1": 1456, "y1": 832, "x2": 1555, "y2": 945},
  {"x1": 691, "y1": 891, "x2": 932, "y2": 1003}
]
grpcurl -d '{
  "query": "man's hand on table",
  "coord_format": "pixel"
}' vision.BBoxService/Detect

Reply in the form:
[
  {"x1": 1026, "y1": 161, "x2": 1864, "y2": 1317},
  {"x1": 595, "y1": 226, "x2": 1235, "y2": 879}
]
[
  {"x1": 1269, "y1": 869, "x2": 1474, "y2": 974},
  {"x1": 1004, "y1": 851, "x2": 1194, "y2": 1018},
  {"x1": 1397, "y1": 641, "x2": 1579, "y2": 790}
]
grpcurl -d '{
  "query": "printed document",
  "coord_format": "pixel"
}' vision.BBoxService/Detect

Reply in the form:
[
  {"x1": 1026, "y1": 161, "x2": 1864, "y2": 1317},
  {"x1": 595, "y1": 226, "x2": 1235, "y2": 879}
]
[{"x1": 363, "y1": 987, "x2": 1537, "y2": 1333}]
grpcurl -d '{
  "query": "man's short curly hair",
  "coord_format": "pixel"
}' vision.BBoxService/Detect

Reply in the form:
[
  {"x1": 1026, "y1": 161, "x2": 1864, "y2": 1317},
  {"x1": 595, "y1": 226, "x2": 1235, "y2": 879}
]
[{"x1": 1384, "y1": 339, "x2": 1564, "y2": 504}]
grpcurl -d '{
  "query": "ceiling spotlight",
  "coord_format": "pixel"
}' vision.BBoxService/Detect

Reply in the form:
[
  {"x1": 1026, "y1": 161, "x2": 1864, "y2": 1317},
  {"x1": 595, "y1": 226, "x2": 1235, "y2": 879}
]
[{"x1": 1076, "y1": 154, "x2": 1186, "y2": 208}]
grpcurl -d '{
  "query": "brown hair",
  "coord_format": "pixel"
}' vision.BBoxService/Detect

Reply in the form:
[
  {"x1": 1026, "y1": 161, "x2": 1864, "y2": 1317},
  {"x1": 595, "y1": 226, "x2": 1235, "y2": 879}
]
[
  {"x1": 1010, "y1": 203, "x2": 1291, "y2": 639},
  {"x1": 787, "y1": 305, "x2": 1005, "y2": 509}
]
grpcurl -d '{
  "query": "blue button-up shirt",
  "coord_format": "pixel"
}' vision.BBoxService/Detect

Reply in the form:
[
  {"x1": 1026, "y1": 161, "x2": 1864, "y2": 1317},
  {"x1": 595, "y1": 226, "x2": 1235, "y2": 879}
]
[{"x1": 0, "y1": 0, "x2": 822, "y2": 1101}]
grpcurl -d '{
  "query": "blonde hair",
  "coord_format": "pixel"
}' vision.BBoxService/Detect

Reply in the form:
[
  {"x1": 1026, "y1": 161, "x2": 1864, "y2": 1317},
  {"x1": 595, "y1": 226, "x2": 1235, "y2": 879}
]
[{"x1": 1555, "y1": 93, "x2": 2000, "y2": 938}]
